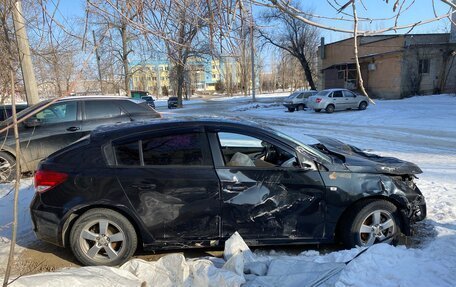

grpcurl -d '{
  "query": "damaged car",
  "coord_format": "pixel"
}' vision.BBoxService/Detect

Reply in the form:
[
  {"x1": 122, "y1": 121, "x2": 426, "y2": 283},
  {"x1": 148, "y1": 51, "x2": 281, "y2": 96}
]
[{"x1": 30, "y1": 119, "x2": 426, "y2": 266}]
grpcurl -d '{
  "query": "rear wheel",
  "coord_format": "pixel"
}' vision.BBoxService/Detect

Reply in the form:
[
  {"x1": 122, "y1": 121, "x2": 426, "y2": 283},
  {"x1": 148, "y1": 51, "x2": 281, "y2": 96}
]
[
  {"x1": 341, "y1": 200, "x2": 401, "y2": 248},
  {"x1": 359, "y1": 101, "x2": 368, "y2": 110},
  {"x1": 0, "y1": 151, "x2": 16, "y2": 183},
  {"x1": 297, "y1": 104, "x2": 304, "y2": 111},
  {"x1": 70, "y1": 208, "x2": 137, "y2": 266},
  {"x1": 288, "y1": 107, "x2": 295, "y2": 112},
  {"x1": 325, "y1": 104, "x2": 335, "y2": 113}
]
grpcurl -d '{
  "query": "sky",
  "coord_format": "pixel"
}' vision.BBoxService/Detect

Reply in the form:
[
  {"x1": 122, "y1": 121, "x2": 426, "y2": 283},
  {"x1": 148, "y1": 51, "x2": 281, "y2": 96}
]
[{"x1": 56, "y1": 0, "x2": 454, "y2": 45}]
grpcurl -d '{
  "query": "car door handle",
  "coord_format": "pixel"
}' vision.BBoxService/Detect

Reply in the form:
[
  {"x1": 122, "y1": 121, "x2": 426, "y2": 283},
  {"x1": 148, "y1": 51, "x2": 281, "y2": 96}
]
[
  {"x1": 66, "y1": 126, "x2": 80, "y2": 132},
  {"x1": 225, "y1": 184, "x2": 248, "y2": 193}
]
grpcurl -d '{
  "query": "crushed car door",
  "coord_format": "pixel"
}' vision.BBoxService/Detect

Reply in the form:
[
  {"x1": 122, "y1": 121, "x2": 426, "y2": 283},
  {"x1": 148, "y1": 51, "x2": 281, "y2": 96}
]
[
  {"x1": 113, "y1": 128, "x2": 221, "y2": 241},
  {"x1": 207, "y1": 129, "x2": 326, "y2": 240}
]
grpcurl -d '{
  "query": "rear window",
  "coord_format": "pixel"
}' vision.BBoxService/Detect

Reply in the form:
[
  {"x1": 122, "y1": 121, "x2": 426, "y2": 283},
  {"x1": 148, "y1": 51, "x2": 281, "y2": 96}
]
[
  {"x1": 119, "y1": 100, "x2": 152, "y2": 113},
  {"x1": 314, "y1": 91, "x2": 331, "y2": 97}
]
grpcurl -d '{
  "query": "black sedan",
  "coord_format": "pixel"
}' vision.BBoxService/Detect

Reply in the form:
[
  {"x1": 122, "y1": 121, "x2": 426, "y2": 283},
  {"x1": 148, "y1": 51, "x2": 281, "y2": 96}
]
[
  {"x1": 30, "y1": 119, "x2": 426, "y2": 266},
  {"x1": 0, "y1": 96, "x2": 161, "y2": 182}
]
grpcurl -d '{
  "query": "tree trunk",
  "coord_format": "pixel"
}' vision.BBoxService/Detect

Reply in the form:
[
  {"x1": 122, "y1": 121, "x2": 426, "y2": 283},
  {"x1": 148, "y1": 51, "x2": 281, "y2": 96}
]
[
  {"x1": 176, "y1": 64, "x2": 184, "y2": 108},
  {"x1": 121, "y1": 21, "x2": 130, "y2": 97},
  {"x1": 299, "y1": 57, "x2": 316, "y2": 90}
]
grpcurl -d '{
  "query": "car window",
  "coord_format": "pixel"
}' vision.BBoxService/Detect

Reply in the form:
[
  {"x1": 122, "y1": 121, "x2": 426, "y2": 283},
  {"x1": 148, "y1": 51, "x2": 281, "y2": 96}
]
[
  {"x1": 113, "y1": 133, "x2": 205, "y2": 166},
  {"x1": 302, "y1": 92, "x2": 313, "y2": 98},
  {"x1": 296, "y1": 93, "x2": 304, "y2": 99},
  {"x1": 142, "y1": 133, "x2": 204, "y2": 166},
  {"x1": 314, "y1": 90, "x2": 330, "y2": 98},
  {"x1": 343, "y1": 90, "x2": 356, "y2": 97},
  {"x1": 35, "y1": 101, "x2": 77, "y2": 123},
  {"x1": 118, "y1": 100, "x2": 151, "y2": 113},
  {"x1": 115, "y1": 141, "x2": 140, "y2": 166},
  {"x1": 332, "y1": 91, "x2": 343, "y2": 98},
  {"x1": 85, "y1": 100, "x2": 122, "y2": 120},
  {"x1": 217, "y1": 132, "x2": 294, "y2": 167}
]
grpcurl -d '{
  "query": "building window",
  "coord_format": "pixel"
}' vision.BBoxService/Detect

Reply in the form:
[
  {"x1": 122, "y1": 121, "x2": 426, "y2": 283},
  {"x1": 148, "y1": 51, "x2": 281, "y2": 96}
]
[
  {"x1": 337, "y1": 70, "x2": 344, "y2": 80},
  {"x1": 419, "y1": 59, "x2": 430, "y2": 74}
]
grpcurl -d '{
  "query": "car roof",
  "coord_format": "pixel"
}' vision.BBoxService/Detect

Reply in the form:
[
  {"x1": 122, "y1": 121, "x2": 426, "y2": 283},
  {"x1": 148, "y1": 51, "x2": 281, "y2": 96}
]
[
  {"x1": 91, "y1": 117, "x2": 268, "y2": 142},
  {"x1": 320, "y1": 88, "x2": 349, "y2": 92},
  {"x1": 56, "y1": 95, "x2": 131, "y2": 101}
]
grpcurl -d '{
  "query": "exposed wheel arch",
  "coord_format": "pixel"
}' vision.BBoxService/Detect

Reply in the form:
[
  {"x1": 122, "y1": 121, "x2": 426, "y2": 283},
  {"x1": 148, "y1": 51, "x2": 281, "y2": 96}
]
[
  {"x1": 333, "y1": 196, "x2": 407, "y2": 243},
  {"x1": 62, "y1": 204, "x2": 147, "y2": 251}
]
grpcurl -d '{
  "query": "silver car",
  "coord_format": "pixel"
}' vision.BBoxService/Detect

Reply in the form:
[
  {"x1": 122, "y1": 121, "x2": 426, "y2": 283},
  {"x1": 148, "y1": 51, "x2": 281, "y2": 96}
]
[
  {"x1": 282, "y1": 90, "x2": 318, "y2": 112},
  {"x1": 307, "y1": 88, "x2": 369, "y2": 113}
]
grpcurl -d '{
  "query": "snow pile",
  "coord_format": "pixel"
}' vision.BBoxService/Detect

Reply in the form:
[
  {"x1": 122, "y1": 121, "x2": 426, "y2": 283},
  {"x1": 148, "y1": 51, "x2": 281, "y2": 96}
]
[
  {"x1": 12, "y1": 231, "x2": 455, "y2": 286},
  {"x1": 10, "y1": 232, "x2": 347, "y2": 287}
]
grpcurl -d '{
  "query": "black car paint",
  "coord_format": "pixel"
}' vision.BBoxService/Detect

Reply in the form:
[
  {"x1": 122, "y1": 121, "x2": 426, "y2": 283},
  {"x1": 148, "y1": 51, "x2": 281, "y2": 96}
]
[
  {"x1": 30, "y1": 119, "x2": 426, "y2": 251},
  {"x1": 1, "y1": 97, "x2": 160, "y2": 173},
  {"x1": 167, "y1": 97, "x2": 178, "y2": 109}
]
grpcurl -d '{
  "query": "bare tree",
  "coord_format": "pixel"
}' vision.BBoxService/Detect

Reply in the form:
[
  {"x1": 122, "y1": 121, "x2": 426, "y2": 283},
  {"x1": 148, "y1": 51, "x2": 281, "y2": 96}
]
[
  {"x1": 259, "y1": 2, "x2": 319, "y2": 90},
  {"x1": 140, "y1": 0, "x2": 212, "y2": 107},
  {"x1": 88, "y1": 0, "x2": 142, "y2": 97}
]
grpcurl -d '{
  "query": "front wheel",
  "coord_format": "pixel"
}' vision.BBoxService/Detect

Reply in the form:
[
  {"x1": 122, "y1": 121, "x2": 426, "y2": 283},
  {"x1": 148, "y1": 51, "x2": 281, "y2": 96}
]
[
  {"x1": 0, "y1": 151, "x2": 16, "y2": 183},
  {"x1": 359, "y1": 101, "x2": 368, "y2": 110},
  {"x1": 70, "y1": 208, "x2": 137, "y2": 266},
  {"x1": 341, "y1": 200, "x2": 401, "y2": 248}
]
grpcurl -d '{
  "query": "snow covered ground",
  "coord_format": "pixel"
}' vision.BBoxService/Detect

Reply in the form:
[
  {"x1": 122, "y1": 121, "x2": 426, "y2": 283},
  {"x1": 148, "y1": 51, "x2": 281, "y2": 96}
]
[{"x1": 1, "y1": 93, "x2": 456, "y2": 286}]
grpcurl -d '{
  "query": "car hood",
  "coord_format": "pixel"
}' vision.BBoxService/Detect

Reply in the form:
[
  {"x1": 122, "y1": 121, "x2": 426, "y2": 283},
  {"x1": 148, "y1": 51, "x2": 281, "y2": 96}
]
[{"x1": 309, "y1": 135, "x2": 422, "y2": 175}]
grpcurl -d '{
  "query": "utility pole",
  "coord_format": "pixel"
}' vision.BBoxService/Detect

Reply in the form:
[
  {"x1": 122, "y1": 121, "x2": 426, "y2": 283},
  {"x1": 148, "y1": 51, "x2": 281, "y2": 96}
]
[
  {"x1": 12, "y1": 0, "x2": 39, "y2": 105},
  {"x1": 92, "y1": 30, "x2": 103, "y2": 94},
  {"x1": 249, "y1": 4, "x2": 256, "y2": 102}
]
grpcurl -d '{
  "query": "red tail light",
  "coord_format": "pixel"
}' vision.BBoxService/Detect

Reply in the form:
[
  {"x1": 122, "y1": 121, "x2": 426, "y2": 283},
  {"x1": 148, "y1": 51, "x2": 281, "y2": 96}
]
[
  {"x1": 316, "y1": 98, "x2": 322, "y2": 103},
  {"x1": 34, "y1": 170, "x2": 68, "y2": 193}
]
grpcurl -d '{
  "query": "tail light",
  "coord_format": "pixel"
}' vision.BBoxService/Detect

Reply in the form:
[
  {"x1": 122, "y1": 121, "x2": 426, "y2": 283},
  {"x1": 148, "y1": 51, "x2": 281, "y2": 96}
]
[
  {"x1": 34, "y1": 170, "x2": 68, "y2": 193},
  {"x1": 315, "y1": 98, "x2": 322, "y2": 103}
]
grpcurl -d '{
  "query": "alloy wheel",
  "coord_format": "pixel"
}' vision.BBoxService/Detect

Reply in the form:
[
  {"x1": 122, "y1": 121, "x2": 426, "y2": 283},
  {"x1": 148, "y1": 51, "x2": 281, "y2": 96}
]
[
  {"x1": 0, "y1": 156, "x2": 12, "y2": 182},
  {"x1": 358, "y1": 209, "x2": 396, "y2": 246},
  {"x1": 79, "y1": 219, "x2": 126, "y2": 262}
]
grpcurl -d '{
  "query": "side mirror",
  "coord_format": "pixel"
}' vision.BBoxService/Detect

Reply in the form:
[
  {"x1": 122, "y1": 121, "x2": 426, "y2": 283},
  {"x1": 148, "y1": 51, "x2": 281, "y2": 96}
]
[
  {"x1": 23, "y1": 117, "x2": 42, "y2": 128},
  {"x1": 301, "y1": 162, "x2": 313, "y2": 171}
]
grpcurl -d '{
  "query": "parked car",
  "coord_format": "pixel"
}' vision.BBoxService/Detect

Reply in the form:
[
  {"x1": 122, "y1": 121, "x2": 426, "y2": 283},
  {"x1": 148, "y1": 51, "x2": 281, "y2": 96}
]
[
  {"x1": 307, "y1": 88, "x2": 369, "y2": 113},
  {"x1": 0, "y1": 96, "x2": 161, "y2": 182},
  {"x1": 167, "y1": 96, "x2": 178, "y2": 109},
  {"x1": 0, "y1": 104, "x2": 28, "y2": 122},
  {"x1": 140, "y1": 96, "x2": 156, "y2": 109},
  {"x1": 30, "y1": 118, "x2": 426, "y2": 266},
  {"x1": 282, "y1": 90, "x2": 318, "y2": 112}
]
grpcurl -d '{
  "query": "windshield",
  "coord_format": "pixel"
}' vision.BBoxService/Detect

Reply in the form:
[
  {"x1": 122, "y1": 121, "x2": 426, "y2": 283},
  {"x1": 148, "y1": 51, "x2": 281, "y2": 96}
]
[
  {"x1": 314, "y1": 90, "x2": 331, "y2": 97},
  {"x1": 272, "y1": 130, "x2": 332, "y2": 163},
  {"x1": 2, "y1": 100, "x2": 50, "y2": 124},
  {"x1": 141, "y1": 96, "x2": 153, "y2": 101}
]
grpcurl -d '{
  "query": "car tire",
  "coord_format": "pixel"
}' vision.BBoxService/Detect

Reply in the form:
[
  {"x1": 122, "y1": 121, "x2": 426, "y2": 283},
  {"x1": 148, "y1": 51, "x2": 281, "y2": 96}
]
[
  {"x1": 314, "y1": 109, "x2": 321, "y2": 112},
  {"x1": 341, "y1": 200, "x2": 401, "y2": 248},
  {"x1": 287, "y1": 107, "x2": 295, "y2": 112},
  {"x1": 297, "y1": 104, "x2": 304, "y2": 111},
  {"x1": 70, "y1": 208, "x2": 137, "y2": 266},
  {"x1": 325, "y1": 104, "x2": 335, "y2": 113},
  {"x1": 359, "y1": 101, "x2": 368, "y2": 110},
  {"x1": 0, "y1": 151, "x2": 16, "y2": 183}
]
